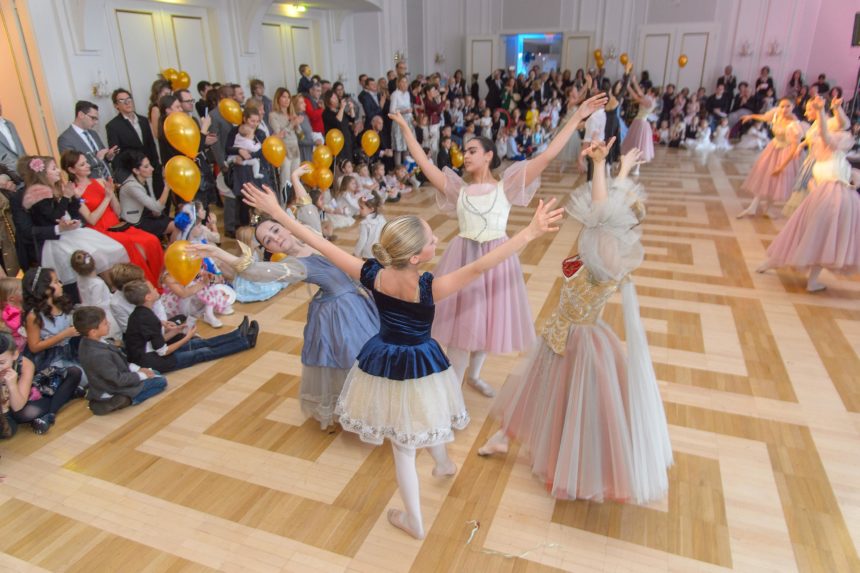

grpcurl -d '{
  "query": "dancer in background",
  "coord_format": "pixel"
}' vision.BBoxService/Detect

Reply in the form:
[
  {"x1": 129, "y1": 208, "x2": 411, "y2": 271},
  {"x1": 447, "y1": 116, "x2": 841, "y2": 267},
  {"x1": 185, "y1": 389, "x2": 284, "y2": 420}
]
[
  {"x1": 241, "y1": 179, "x2": 563, "y2": 540},
  {"x1": 736, "y1": 98, "x2": 801, "y2": 219},
  {"x1": 387, "y1": 92, "x2": 608, "y2": 397},
  {"x1": 478, "y1": 144, "x2": 672, "y2": 504},
  {"x1": 757, "y1": 97, "x2": 860, "y2": 291},
  {"x1": 620, "y1": 68, "x2": 656, "y2": 174}
]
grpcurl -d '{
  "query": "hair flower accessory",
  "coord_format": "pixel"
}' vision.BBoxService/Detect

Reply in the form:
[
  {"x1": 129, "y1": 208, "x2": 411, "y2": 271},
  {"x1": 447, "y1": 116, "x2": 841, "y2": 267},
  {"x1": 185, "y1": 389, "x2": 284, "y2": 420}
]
[{"x1": 29, "y1": 158, "x2": 45, "y2": 173}]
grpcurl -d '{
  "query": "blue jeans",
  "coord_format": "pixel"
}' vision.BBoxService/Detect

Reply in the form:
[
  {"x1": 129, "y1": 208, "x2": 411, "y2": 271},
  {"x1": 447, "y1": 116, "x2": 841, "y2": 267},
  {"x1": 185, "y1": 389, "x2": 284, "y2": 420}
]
[
  {"x1": 132, "y1": 376, "x2": 168, "y2": 405},
  {"x1": 167, "y1": 331, "x2": 250, "y2": 372}
]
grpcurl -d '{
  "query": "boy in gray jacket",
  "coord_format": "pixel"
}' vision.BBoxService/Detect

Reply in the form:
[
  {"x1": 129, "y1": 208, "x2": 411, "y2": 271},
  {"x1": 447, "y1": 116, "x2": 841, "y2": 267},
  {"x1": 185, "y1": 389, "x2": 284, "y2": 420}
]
[{"x1": 73, "y1": 306, "x2": 167, "y2": 415}]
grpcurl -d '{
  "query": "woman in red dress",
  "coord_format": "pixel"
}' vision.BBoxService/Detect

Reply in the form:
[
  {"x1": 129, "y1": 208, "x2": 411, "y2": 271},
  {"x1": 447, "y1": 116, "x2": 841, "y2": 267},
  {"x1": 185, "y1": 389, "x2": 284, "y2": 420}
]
[{"x1": 61, "y1": 150, "x2": 163, "y2": 285}]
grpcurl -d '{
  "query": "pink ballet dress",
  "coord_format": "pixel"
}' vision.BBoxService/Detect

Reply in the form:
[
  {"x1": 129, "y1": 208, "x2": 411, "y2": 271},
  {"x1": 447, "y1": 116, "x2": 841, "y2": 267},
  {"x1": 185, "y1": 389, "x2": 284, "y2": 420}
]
[
  {"x1": 620, "y1": 97, "x2": 655, "y2": 162},
  {"x1": 764, "y1": 128, "x2": 860, "y2": 273},
  {"x1": 431, "y1": 163, "x2": 539, "y2": 354},
  {"x1": 740, "y1": 118, "x2": 801, "y2": 202},
  {"x1": 490, "y1": 179, "x2": 672, "y2": 503}
]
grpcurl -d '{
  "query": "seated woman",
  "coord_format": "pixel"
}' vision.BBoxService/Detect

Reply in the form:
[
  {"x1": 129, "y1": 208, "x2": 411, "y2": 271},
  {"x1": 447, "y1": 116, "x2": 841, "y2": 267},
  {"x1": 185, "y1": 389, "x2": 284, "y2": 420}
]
[
  {"x1": 117, "y1": 150, "x2": 175, "y2": 238},
  {"x1": 61, "y1": 150, "x2": 164, "y2": 286},
  {"x1": 18, "y1": 156, "x2": 127, "y2": 285}
]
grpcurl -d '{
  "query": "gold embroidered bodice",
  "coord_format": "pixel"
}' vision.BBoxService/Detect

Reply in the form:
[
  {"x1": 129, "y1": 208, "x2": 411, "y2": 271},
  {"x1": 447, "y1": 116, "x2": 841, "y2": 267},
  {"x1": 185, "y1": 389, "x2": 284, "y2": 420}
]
[{"x1": 541, "y1": 261, "x2": 621, "y2": 355}]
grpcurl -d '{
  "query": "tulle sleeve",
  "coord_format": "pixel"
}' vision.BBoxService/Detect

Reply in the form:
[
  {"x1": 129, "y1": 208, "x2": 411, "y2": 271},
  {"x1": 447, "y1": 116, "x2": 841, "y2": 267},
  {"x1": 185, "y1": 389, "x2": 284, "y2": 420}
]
[
  {"x1": 236, "y1": 259, "x2": 308, "y2": 284},
  {"x1": 502, "y1": 160, "x2": 540, "y2": 206},
  {"x1": 436, "y1": 167, "x2": 465, "y2": 213},
  {"x1": 566, "y1": 181, "x2": 645, "y2": 283},
  {"x1": 830, "y1": 130, "x2": 855, "y2": 152},
  {"x1": 360, "y1": 258, "x2": 383, "y2": 290}
]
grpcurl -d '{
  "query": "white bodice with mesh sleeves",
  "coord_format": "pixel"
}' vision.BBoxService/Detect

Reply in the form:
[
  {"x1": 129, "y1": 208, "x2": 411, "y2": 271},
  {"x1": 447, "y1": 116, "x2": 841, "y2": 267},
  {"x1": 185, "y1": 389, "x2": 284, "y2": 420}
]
[
  {"x1": 436, "y1": 161, "x2": 540, "y2": 243},
  {"x1": 812, "y1": 130, "x2": 854, "y2": 186}
]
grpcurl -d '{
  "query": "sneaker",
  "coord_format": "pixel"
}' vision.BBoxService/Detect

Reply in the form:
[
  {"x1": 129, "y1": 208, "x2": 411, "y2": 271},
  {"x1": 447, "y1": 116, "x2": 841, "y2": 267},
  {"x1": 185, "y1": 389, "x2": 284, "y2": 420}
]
[
  {"x1": 43, "y1": 413, "x2": 56, "y2": 426},
  {"x1": 89, "y1": 395, "x2": 132, "y2": 416},
  {"x1": 31, "y1": 417, "x2": 50, "y2": 435}
]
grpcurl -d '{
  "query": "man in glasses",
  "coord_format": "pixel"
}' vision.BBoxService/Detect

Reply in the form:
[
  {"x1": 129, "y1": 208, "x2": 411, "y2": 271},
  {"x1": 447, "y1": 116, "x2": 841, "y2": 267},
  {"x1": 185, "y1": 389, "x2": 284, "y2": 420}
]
[
  {"x1": 57, "y1": 100, "x2": 117, "y2": 180},
  {"x1": 105, "y1": 88, "x2": 162, "y2": 190}
]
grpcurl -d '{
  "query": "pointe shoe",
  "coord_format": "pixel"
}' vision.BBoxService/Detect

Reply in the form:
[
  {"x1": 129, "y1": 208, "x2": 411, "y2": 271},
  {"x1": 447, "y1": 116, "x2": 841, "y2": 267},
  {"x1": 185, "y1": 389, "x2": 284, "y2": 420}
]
[
  {"x1": 466, "y1": 377, "x2": 496, "y2": 397},
  {"x1": 387, "y1": 509, "x2": 425, "y2": 540},
  {"x1": 806, "y1": 282, "x2": 827, "y2": 293},
  {"x1": 736, "y1": 208, "x2": 754, "y2": 219}
]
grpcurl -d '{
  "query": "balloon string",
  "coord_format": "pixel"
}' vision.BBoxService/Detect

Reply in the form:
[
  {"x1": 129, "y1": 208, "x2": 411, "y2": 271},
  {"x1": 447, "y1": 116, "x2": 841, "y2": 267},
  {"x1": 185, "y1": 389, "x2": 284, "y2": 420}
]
[{"x1": 464, "y1": 520, "x2": 561, "y2": 559}]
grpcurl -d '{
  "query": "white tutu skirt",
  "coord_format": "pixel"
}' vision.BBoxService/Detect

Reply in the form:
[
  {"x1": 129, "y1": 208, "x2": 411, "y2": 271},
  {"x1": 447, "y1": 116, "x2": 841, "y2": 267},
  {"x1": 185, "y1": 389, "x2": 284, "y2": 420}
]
[
  {"x1": 335, "y1": 364, "x2": 469, "y2": 448},
  {"x1": 41, "y1": 228, "x2": 128, "y2": 284},
  {"x1": 327, "y1": 213, "x2": 354, "y2": 229},
  {"x1": 301, "y1": 365, "x2": 349, "y2": 428}
]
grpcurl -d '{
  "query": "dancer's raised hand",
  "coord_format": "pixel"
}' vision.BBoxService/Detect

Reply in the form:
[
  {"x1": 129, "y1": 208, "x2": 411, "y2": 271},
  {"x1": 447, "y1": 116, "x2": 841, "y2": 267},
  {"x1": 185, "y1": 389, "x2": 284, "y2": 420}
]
[
  {"x1": 619, "y1": 148, "x2": 644, "y2": 173},
  {"x1": 582, "y1": 137, "x2": 617, "y2": 163},
  {"x1": 388, "y1": 111, "x2": 407, "y2": 126},
  {"x1": 574, "y1": 93, "x2": 609, "y2": 122},
  {"x1": 242, "y1": 182, "x2": 281, "y2": 217},
  {"x1": 524, "y1": 197, "x2": 565, "y2": 240}
]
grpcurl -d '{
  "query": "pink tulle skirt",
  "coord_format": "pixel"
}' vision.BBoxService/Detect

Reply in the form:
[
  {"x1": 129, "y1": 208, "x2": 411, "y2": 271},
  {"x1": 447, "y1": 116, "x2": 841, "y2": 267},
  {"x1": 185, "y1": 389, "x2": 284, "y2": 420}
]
[
  {"x1": 620, "y1": 119, "x2": 654, "y2": 162},
  {"x1": 432, "y1": 236, "x2": 536, "y2": 354},
  {"x1": 740, "y1": 143, "x2": 799, "y2": 202},
  {"x1": 491, "y1": 324, "x2": 635, "y2": 501},
  {"x1": 765, "y1": 180, "x2": 860, "y2": 273}
]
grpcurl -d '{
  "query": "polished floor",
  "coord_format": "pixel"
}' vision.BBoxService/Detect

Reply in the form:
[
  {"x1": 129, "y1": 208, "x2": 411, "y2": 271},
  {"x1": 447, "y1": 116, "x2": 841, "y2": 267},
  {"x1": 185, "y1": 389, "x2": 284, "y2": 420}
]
[{"x1": 1, "y1": 146, "x2": 859, "y2": 572}]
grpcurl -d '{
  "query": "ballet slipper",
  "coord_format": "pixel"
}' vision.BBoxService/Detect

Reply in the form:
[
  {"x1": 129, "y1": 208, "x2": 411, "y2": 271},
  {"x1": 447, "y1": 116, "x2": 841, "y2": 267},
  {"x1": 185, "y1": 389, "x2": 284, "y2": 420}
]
[
  {"x1": 477, "y1": 431, "x2": 509, "y2": 456},
  {"x1": 736, "y1": 207, "x2": 755, "y2": 219},
  {"x1": 806, "y1": 281, "x2": 827, "y2": 293},
  {"x1": 755, "y1": 262, "x2": 770, "y2": 274},
  {"x1": 431, "y1": 459, "x2": 457, "y2": 478},
  {"x1": 387, "y1": 509, "x2": 425, "y2": 540},
  {"x1": 466, "y1": 377, "x2": 496, "y2": 397}
]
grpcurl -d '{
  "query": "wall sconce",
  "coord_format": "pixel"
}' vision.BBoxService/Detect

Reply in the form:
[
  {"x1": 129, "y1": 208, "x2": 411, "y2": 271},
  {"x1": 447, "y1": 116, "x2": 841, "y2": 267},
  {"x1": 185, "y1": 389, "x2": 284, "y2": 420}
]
[
  {"x1": 393, "y1": 50, "x2": 406, "y2": 62},
  {"x1": 603, "y1": 44, "x2": 617, "y2": 61},
  {"x1": 738, "y1": 40, "x2": 753, "y2": 57},
  {"x1": 434, "y1": 52, "x2": 446, "y2": 65},
  {"x1": 283, "y1": 4, "x2": 306, "y2": 17},
  {"x1": 91, "y1": 69, "x2": 110, "y2": 98},
  {"x1": 766, "y1": 40, "x2": 783, "y2": 57}
]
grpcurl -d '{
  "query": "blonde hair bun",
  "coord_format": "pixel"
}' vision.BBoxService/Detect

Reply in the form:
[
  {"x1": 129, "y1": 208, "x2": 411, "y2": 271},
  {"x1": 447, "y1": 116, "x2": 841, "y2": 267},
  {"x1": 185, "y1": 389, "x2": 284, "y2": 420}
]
[{"x1": 371, "y1": 243, "x2": 393, "y2": 266}]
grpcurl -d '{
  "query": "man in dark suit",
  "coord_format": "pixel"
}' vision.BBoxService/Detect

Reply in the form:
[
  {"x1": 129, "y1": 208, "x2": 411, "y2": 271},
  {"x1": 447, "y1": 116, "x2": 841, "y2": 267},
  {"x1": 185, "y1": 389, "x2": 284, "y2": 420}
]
[
  {"x1": 358, "y1": 78, "x2": 383, "y2": 121},
  {"x1": 436, "y1": 135, "x2": 453, "y2": 171},
  {"x1": 716, "y1": 65, "x2": 737, "y2": 97},
  {"x1": 0, "y1": 99, "x2": 26, "y2": 177},
  {"x1": 105, "y1": 88, "x2": 161, "y2": 190},
  {"x1": 57, "y1": 100, "x2": 116, "y2": 180}
]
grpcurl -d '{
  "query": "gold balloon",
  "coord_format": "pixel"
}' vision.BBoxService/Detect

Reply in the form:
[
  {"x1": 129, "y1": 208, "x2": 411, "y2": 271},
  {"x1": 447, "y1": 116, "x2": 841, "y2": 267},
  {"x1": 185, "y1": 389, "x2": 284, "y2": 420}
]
[
  {"x1": 164, "y1": 240, "x2": 202, "y2": 286},
  {"x1": 451, "y1": 149, "x2": 464, "y2": 168},
  {"x1": 325, "y1": 129, "x2": 345, "y2": 156},
  {"x1": 315, "y1": 167, "x2": 334, "y2": 190},
  {"x1": 271, "y1": 252, "x2": 288, "y2": 262},
  {"x1": 262, "y1": 136, "x2": 286, "y2": 166},
  {"x1": 172, "y1": 70, "x2": 191, "y2": 91},
  {"x1": 299, "y1": 161, "x2": 316, "y2": 186},
  {"x1": 619, "y1": 53, "x2": 629, "y2": 65},
  {"x1": 678, "y1": 54, "x2": 688, "y2": 68},
  {"x1": 162, "y1": 68, "x2": 179, "y2": 84},
  {"x1": 593, "y1": 49, "x2": 602, "y2": 60},
  {"x1": 164, "y1": 155, "x2": 201, "y2": 202},
  {"x1": 596, "y1": 57, "x2": 605, "y2": 69},
  {"x1": 312, "y1": 145, "x2": 333, "y2": 169},
  {"x1": 218, "y1": 98, "x2": 242, "y2": 125},
  {"x1": 361, "y1": 130, "x2": 380, "y2": 156},
  {"x1": 163, "y1": 111, "x2": 200, "y2": 158}
]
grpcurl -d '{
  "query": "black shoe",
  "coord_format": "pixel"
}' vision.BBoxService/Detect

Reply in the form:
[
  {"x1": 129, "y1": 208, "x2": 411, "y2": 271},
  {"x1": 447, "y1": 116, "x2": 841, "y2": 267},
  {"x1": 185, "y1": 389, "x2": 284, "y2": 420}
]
[
  {"x1": 31, "y1": 417, "x2": 50, "y2": 435},
  {"x1": 89, "y1": 395, "x2": 132, "y2": 416},
  {"x1": 43, "y1": 413, "x2": 56, "y2": 426},
  {"x1": 246, "y1": 320, "x2": 260, "y2": 348},
  {"x1": 238, "y1": 315, "x2": 250, "y2": 338},
  {"x1": 73, "y1": 385, "x2": 87, "y2": 399}
]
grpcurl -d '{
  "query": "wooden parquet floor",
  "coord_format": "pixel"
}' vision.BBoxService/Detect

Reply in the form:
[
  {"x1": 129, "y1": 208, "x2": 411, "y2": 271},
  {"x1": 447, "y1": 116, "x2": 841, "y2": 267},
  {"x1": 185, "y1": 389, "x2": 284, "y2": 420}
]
[{"x1": 2, "y1": 147, "x2": 860, "y2": 572}]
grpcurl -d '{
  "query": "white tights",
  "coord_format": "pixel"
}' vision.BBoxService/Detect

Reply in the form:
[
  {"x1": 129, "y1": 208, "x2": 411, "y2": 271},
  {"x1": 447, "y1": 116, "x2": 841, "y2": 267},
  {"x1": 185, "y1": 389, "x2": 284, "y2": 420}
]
[
  {"x1": 390, "y1": 442, "x2": 455, "y2": 539},
  {"x1": 447, "y1": 348, "x2": 488, "y2": 383}
]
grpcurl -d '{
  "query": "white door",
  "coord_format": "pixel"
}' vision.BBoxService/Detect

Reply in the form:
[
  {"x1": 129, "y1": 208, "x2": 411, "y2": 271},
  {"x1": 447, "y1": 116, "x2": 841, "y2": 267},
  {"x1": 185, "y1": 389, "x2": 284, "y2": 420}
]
[
  {"x1": 640, "y1": 32, "x2": 671, "y2": 88},
  {"x1": 115, "y1": 9, "x2": 163, "y2": 115},
  {"x1": 170, "y1": 15, "x2": 212, "y2": 95},
  {"x1": 290, "y1": 26, "x2": 315, "y2": 93},
  {"x1": 466, "y1": 35, "x2": 498, "y2": 97},
  {"x1": 562, "y1": 33, "x2": 592, "y2": 75},
  {"x1": 260, "y1": 23, "x2": 288, "y2": 91},
  {"x1": 676, "y1": 31, "x2": 710, "y2": 90}
]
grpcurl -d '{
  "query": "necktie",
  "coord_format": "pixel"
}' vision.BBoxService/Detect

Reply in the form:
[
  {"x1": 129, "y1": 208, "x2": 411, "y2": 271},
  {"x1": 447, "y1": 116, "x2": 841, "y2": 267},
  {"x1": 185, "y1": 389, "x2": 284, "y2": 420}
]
[{"x1": 84, "y1": 131, "x2": 99, "y2": 153}]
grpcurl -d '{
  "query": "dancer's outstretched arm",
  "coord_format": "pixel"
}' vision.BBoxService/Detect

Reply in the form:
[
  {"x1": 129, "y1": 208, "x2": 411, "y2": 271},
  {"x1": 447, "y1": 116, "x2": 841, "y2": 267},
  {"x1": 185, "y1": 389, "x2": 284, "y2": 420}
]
[
  {"x1": 523, "y1": 93, "x2": 608, "y2": 186},
  {"x1": 389, "y1": 111, "x2": 446, "y2": 191},
  {"x1": 242, "y1": 183, "x2": 364, "y2": 279},
  {"x1": 814, "y1": 98, "x2": 833, "y2": 149},
  {"x1": 433, "y1": 198, "x2": 564, "y2": 301},
  {"x1": 583, "y1": 138, "x2": 616, "y2": 204},
  {"x1": 741, "y1": 108, "x2": 777, "y2": 124},
  {"x1": 616, "y1": 147, "x2": 644, "y2": 182}
]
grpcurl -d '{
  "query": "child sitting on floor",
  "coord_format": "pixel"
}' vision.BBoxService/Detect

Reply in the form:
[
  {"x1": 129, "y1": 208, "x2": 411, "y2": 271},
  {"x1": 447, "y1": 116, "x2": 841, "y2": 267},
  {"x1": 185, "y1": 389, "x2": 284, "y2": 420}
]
[{"x1": 74, "y1": 306, "x2": 167, "y2": 415}]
